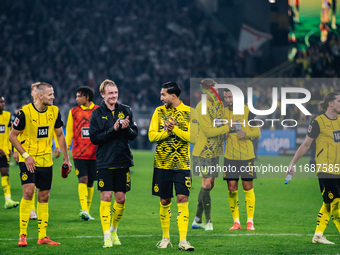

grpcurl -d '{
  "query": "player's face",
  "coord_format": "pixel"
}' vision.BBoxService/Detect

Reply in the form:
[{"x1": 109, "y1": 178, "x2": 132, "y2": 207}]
[
  {"x1": 76, "y1": 92, "x2": 87, "y2": 106},
  {"x1": 41, "y1": 87, "x2": 55, "y2": 106},
  {"x1": 330, "y1": 95, "x2": 340, "y2": 113},
  {"x1": 0, "y1": 97, "x2": 5, "y2": 111},
  {"x1": 160, "y1": 88, "x2": 173, "y2": 108},
  {"x1": 224, "y1": 91, "x2": 233, "y2": 107},
  {"x1": 102, "y1": 85, "x2": 118, "y2": 106}
]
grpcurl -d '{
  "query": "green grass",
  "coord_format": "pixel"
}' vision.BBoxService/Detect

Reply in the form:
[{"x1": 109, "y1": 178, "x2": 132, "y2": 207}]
[{"x1": 0, "y1": 151, "x2": 339, "y2": 254}]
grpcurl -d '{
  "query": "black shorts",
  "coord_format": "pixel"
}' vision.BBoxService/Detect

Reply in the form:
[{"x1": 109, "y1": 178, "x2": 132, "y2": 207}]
[
  {"x1": 152, "y1": 168, "x2": 191, "y2": 198},
  {"x1": 318, "y1": 172, "x2": 340, "y2": 203},
  {"x1": 73, "y1": 159, "x2": 97, "y2": 181},
  {"x1": 19, "y1": 162, "x2": 53, "y2": 190},
  {"x1": 223, "y1": 158, "x2": 257, "y2": 181},
  {"x1": 97, "y1": 168, "x2": 131, "y2": 192},
  {"x1": 192, "y1": 156, "x2": 219, "y2": 178},
  {"x1": 0, "y1": 156, "x2": 9, "y2": 168}
]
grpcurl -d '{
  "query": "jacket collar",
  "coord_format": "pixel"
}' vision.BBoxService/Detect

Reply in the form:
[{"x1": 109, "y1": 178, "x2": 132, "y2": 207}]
[{"x1": 100, "y1": 100, "x2": 120, "y2": 111}]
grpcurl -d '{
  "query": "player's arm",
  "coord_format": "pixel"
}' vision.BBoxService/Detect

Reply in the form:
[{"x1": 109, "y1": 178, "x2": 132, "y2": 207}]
[
  {"x1": 65, "y1": 110, "x2": 74, "y2": 150},
  {"x1": 148, "y1": 109, "x2": 169, "y2": 142},
  {"x1": 89, "y1": 110, "x2": 118, "y2": 145},
  {"x1": 53, "y1": 132, "x2": 61, "y2": 158},
  {"x1": 198, "y1": 107, "x2": 229, "y2": 138},
  {"x1": 190, "y1": 109, "x2": 198, "y2": 144},
  {"x1": 7, "y1": 117, "x2": 12, "y2": 157},
  {"x1": 287, "y1": 120, "x2": 319, "y2": 174},
  {"x1": 236, "y1": 112, "x2": 260, "y2": 139},
  {"x1": 9, "y1": 111, "x2": 36, "y2": 172},
  {"x1": 122, "y1": 108, "x2": 138, "y2": 141},
  {"x1": 287, "y1": 135, "x2": 314, "y2": 174},
  {"x1": 54, "y1": 110, "x2": 71, "y2": 172}
]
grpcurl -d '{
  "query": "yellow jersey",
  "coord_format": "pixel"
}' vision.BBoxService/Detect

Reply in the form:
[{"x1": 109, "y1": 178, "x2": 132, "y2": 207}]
[
  {"x1": 13, "y1": 103, "x2": 63, "y2": 167},
  {"x1": 192, "y1": 100, "x2": 229, "y2": 158},
  {"x1": 149, "y1": 101, "x2": 196, "y2": 170},
  {"x1": 0, "y1": 110, "x2": 12, "y2": 158},
  {"x1": 223, "y1": 105, "x2": 260, "y2": 160},
  {"x1": 307, "y1": 114, "x2": 340, "y2": 175}
]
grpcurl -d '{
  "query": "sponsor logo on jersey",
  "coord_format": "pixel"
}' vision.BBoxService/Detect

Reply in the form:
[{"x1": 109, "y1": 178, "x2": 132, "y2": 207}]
[
  {"x1": 0, "y1": 125, "x2": 5, "y2": 133},
  {"x1": 81, "y1": 127, "x2": 90, "y2": 138},
  {"x1": 13, "y1": 117, "x2": 20, "y2": 127},
  {"x1": 333, "y1": 130, "x2": 340, "y2": 143},
  {"x1": 37, "y1": 126, "x2": 49, "y2": 139}
]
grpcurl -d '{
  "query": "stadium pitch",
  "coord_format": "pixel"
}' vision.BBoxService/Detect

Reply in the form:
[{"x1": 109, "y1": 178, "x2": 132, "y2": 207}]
[{"x1": 0, "y1": 150, "x2": 339, "y2": 254}]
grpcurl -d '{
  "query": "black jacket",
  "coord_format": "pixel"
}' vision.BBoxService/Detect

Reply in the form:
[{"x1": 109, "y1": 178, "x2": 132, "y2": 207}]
[{"x1": 89, "y1": 101, "x2": 138, "y2": 169}]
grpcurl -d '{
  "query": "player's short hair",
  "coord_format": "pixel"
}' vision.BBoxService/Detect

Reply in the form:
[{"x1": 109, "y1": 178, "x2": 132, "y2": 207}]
[
  {"x1": 31, "y1": 82, "x2": 40, "y2": 91},
  {"x1": 162, "y1": 81, "x2": 181, "y2": 97},
  {"x1": 200, "y1": 78, "x2": 217, "y2": 89},
  {"x1": 319, "y1": 92, "x2": 340, "y2": 111},
  {"x1": 99, "y1": 79, "x2": 117, "y2": 94},
  {"x1": 76, "y1": 86, "x2": 94, "y2": 102},
  {"x1": 224, "y1": 88, "x2": 231, "y2": 93},
  {"x1": 35, "y1": 82, "x2": 53, "y2": 94}
]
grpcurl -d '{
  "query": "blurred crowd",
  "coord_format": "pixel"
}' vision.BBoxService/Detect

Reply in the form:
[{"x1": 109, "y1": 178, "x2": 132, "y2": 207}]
[
  {"x1": 1, "y1": 0, "x2": 339, "y2": 132},
  {"x1": 0, "y1": 0, "x2": 245, "y2": 119}
]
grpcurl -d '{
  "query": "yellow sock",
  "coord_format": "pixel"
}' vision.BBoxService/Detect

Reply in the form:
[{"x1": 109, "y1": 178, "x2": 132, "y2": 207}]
[
  {"x1": 244, "y1": 189, "x2": 255, "y2": 222},
  {"x1": 111, "y1": 201, "x2": 125, "y2": 232},
  {"x1": 100, "y1": 200, "x2": 111, "y2": 234},
  {"x1": 315, "y1": 203, "x2": 330, "y2": 235},
  {"x1": 78, "y1": 183, "x2": 88, "y2": 211},
  {"x1": 31, "y1": 189, "x2": 36, "y2": 211},
  {"x1": 1, "y1": 176, "x2": 11, "y2": 200},
  {"x1": 330, "y1": 198, "x2": 340, "y2": 233},
  {"x1": 160, "y1": 202, "x2": 171, "y2": 238},
  {"x1": 87, "y1": 186, "x2": 94, "y2": 212},
  {"x1": 177, "y1": 202, "x2": 189, "y2": 242},
  {"x1": 228, "y1": 191, "x2": 240, "y2": 222},
  {"x1": 19, "y1": 198, "x2": 32, "y2": 236},
  {"x1": 37, "y1": 202, "x2": 49, "y2": 240}
]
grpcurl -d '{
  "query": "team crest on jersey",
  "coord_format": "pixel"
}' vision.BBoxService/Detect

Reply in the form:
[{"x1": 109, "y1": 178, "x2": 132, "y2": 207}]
[
  {"x1": 328, "y1": 191, "x2": 334, "y2": 200},
  {"x1": 0, "y1": 125, "x2": 5, "y2": 133},
  {"x1": 333, "y1": 130, "x2": 340, "y2": 143},
  {"x1": 13, "y1": 117, "x2": 20, "y2": 127},
  {"x1": 75, "y1": 169, "x2": 79, "y2": 176},
  {"x1": 99, "y1": 180, "x2": 104, "y2": 188},
  {"x1": 154, "y1": 184, "x2": 159, "y2": 193},
  {"x1": 118, "y1": 112, "x2": 125, "y2": 119}
]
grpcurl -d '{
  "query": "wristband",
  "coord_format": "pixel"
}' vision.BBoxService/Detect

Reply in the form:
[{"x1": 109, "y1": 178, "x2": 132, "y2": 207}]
[{"x1": 22, "y1": 152, "x2": 30, "y2": 159}]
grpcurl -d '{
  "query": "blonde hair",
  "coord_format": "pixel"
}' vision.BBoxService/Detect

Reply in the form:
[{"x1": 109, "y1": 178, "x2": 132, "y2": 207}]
[{"x1": 99, "y1": 79, "x2": 117, "y2": 94}]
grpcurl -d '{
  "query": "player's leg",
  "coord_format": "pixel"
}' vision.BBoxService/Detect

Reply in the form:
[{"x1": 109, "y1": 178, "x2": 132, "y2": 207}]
[
  {"x1": 175, "y1": 170, "x2": 194, "y2": 251},
  {"x1": 110, "y1": 168, "x2": 130, "y2": 245},
  {"x1": 1, "y1": 156, "x2": 19, "y2": 208},
  {"x1": 98, "y1": 168, "x2": 113, "y2": 248},
  {"x1": 227, "y1": 180, "x2": 241, "y2": 230},
  {"x1": 74, "y1": 159, "x2": 91, "y2": 220},
  {"x1": 18, "y1": 163, "x2": 35, "y2": 246},
  {"x1": 242, "y1": 180, "x2": 255, "y2": 231},
  {"x1": 312, "y1": 173, "x2": 335, "y2": 244},
  {"x1": 87, "y1": 160, "x2": 97, "y2": 216},
  {"x1": 29, "y1": 188, "x2": 37, "y2": 220},
  {"x1": 100, "y1": 190, "x2": 113, "y2": 248},
  {"x1": 153, "y1": 168, "x2": 173, "y2": 248},
  {"x1": 36, "y1": 166, "x2": 60, "y2": 245}
]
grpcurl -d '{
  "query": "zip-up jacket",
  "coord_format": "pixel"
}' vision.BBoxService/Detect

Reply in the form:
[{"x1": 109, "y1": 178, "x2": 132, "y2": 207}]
[{"x1": 89, "y1": 101, "x2": 138, "y2": 169}]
